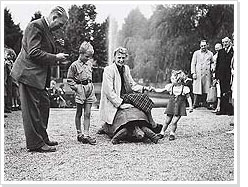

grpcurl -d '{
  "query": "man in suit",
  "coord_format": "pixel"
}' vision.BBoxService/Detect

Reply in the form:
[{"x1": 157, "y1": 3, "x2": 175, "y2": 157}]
[
  {"x1": 11, "y1": 6, "x2": 69, "y2": 152},
  {"x1": 215, "y1": 37, "x2": 234, "y2": 115}
]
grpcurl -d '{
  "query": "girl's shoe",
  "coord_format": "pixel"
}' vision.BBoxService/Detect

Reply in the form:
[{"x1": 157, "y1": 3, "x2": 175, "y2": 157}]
[
  {"x1": 157, "y1": 134, "x2": 164, "y2": 139},
  {"x1": 169, "y1": 134, "x2": 175, "y2": 141},
  {"x1": 212, "y1": 108, "x2": 220, "y2": 113}
]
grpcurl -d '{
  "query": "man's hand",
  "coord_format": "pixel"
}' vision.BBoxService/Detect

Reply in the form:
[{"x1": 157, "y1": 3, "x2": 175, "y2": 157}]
[
  {"x1": 119, "y1": 103, "x2": 134, "y2": 109},
  {"x1": 56, "y1": 53, "x2": 69, "y2": 61}
]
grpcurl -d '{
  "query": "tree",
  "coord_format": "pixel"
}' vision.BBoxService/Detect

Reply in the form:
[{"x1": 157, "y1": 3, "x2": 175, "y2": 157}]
[
  {"x1": 64, "y1": 4, "x2": 97, "y2": 64},
  {"x1": 4, "y1": 8, "x2": 23, "y2": 54},
  {"x1": 91, "y1": 19, "x2": 108, "y2": 67},
  {"x1": 149, "y1": 4, "x2": 234, "y2": 78}
]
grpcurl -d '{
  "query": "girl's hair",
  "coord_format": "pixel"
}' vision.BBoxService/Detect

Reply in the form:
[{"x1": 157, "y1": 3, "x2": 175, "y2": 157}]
[{"x1": 171, "y1": 70, "x2": 187, "y2": 84}]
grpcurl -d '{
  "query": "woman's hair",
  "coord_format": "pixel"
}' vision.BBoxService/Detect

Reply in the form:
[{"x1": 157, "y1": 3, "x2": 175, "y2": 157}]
[
  {"x1": 113, "y1": 47, "x2": 128, "y2": 57},
  {"x1": 171, "y1": 70, "x2": 187, "y2": 84}
]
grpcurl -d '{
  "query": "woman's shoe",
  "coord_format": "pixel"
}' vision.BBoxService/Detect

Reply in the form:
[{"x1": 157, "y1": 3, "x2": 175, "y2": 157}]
[{"x1": 157, "y1": 134, "x2": 164, "y2": 139}]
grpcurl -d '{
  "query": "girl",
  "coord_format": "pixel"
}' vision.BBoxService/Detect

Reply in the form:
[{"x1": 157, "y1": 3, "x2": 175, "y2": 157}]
[
  {"x1": 67, "y1": 41, "x2": 97, "y2": 145},
  {"x1": 153, "y1": 70, "x2": 193, "y2": 141}
]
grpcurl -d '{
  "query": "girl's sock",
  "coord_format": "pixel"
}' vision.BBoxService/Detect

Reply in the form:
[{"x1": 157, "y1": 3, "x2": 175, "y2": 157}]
[{"x1": 170, "y1": 131, "x2": 175, "y2": 136}]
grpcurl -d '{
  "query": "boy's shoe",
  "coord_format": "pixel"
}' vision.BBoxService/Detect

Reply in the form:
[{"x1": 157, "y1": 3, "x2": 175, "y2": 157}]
[
  {"x1": 169, "y1": 134, "x2": 175, "y2": 141},
  {"x1": 77, "y1": 135, "x2": 84, "y2": 142},
  {"x1": 82, "y1": 136, "x2": 97, "y2": 145},
  {"x1": 157, "y1": 134, "x2": 164, "y2": 139}
]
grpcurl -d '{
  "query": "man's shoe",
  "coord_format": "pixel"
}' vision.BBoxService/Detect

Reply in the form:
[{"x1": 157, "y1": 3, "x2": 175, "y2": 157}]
[
  {"x1": 45, "y1": 140, "x2": 58, "y2": 146},
  {"x1": 29, "y1": 144, "x2": 56, "y2": 153},
  {"x1": 169, "y1": 134, "x2": 175, "y2": 141}
]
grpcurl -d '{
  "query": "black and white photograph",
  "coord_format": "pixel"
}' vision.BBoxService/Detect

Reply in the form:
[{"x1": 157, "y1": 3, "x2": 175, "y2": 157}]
[{"x1": 1, "y1": 0, "x2": 241, "y2": 185}]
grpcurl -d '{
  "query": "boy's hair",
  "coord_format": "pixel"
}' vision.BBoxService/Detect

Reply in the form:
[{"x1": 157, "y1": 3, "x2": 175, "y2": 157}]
[
  {"x1": 171, "y1": 70, "x2": 187, "y2": 84},
  {"x1": 79, "y1": 41, "x2": 94, "y2": 55}
]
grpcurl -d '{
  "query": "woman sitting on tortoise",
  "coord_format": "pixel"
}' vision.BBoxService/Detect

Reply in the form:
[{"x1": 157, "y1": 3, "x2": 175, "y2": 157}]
[{"x1": 98, "y1": 47, "x2": 161, "y2": 144}]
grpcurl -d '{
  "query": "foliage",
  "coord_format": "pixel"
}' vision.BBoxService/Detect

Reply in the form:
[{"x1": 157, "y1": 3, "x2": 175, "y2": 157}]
[
  {"x1": 118, "y1": 4, "x2": 234, "y2": 83},
  {"x1": 6, "y1": 4, "x2": 234, "y2": 83},
  {"x1": 4, "y1": 8, "x2": 23, "y2": 54},
  {"x1": 91, "y1": 19, "x2": 109, "y2": 67}
]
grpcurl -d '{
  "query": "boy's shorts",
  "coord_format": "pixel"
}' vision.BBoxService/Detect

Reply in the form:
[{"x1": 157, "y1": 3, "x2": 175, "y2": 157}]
[{"x1": 75, "y1": 83, "x2": 97, "y2": 105}]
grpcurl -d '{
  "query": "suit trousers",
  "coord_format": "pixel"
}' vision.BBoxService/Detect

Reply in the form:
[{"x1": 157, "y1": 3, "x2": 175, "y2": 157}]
[{"x1": 19, "y1": 83, "x2": 50, "y2": 150}]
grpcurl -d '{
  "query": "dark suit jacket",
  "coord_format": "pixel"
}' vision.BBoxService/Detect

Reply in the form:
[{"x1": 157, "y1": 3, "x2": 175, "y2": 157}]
[
  {"x1": 11, "y1": 17, "x2": 57, "y2": 90},
  {"x1": 215, "y1": 47, "x2": 234, "y2": 93}
]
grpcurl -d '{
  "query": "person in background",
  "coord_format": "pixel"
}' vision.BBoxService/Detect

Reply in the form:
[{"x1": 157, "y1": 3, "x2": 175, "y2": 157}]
[
  {"x1": 191, "y1": 40, "x2": 213, "y2": 109},
  {"x1": 211, "y1": 43, "x2": 223, "y2": 113},
  {"x1": 4, "y1": 47, "x2": 16, "y2": 114},
  {"x1": 58, "y1": 83, "x2": 66, "y2": 108},
  {"x1": 215, "y1": 37, "x2": 234, "y2": 116},
  {"x1": 10, "y1": 6, "x2": 69, "y2": 152},
  {"x1": 226, "y1": 33, "x2": 235, "y2": 134},
  {"x1": 48, "y1": 80, "x2": 59, "y2": 108},
  {"x1": 67, "y1": 41, "x2": 97, "y2": 145},
  {"x1": 152, "y1": 70, "x2": 193, "y2": 141}
]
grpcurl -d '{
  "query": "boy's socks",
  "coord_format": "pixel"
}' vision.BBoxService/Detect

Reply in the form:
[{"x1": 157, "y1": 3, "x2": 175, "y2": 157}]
[{"x1": 84, "y1": 130, "x2": 89, "y2": 137}]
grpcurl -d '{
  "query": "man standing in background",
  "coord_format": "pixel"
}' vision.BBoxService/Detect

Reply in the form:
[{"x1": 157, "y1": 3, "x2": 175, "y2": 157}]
[
  {"x1": 215, "y1": 37, "x2": 234, "y2": 116},
  {"x1": 191, "y1": 40, "x2": 214, "y2": 109}
]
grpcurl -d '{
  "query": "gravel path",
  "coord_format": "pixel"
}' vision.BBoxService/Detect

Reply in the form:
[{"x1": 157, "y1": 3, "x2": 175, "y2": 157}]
[{"x1": 4, "y1": 107, "x2": 234, "y2": 181}]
